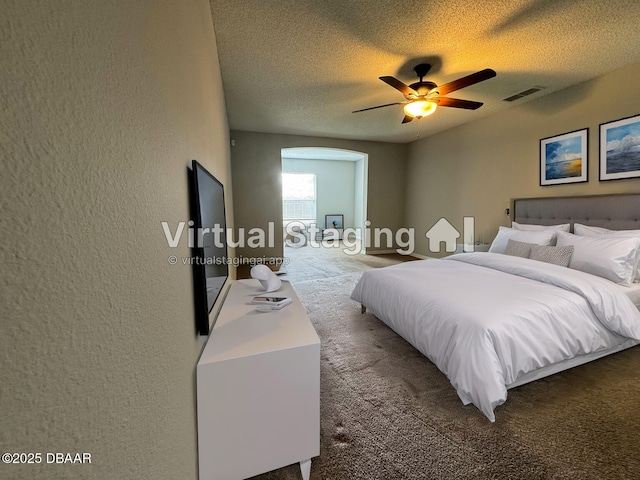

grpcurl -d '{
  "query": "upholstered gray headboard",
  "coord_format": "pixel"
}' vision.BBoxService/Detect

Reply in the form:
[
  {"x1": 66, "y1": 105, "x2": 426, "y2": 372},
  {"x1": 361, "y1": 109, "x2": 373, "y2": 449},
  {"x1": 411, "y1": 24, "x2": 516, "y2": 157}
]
[{"x1": 513, "y1": 194, "x2": 640, "y2": 231}]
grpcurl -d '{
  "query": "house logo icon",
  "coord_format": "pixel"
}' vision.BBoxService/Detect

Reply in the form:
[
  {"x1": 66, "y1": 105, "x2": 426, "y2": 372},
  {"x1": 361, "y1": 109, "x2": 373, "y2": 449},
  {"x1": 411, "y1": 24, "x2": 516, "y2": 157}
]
[{"x1": 425, "y1": 217, "x2": 475, "y2": 253}]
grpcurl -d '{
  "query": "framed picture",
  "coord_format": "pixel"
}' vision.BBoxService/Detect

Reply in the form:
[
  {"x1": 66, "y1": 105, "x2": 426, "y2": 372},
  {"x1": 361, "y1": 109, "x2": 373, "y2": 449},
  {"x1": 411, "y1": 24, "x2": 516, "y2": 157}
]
[
  {"x1": 325, "y1": 214, "x2": 343, "y2": 230},
  {"x1": 599, "y1": 113, "x2": 640, "y2": 181},
  {"x1": 540, "y1": 128, "x2": 588, "y2": 186}
]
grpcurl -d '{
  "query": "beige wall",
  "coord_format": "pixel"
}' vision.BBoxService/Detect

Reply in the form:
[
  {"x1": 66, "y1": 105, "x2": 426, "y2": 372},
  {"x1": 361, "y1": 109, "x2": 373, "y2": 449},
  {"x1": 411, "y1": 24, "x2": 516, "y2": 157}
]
[
  {"x1": 230, "y1": 131, "x2": 407, "y2": 258},
  {"x1": 0, "y1": 1, "x2": 231, "y2": 479},
  {"x1": 406, "y1": 62, "x2": 640, "y2": 257}
]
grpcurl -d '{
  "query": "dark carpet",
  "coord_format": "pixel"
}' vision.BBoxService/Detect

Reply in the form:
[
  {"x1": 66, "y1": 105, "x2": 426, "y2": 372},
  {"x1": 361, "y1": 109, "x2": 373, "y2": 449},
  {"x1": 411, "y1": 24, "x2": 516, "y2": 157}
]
[{"x1": 251, "y1": 244, "x2": 640, "y2": 480}]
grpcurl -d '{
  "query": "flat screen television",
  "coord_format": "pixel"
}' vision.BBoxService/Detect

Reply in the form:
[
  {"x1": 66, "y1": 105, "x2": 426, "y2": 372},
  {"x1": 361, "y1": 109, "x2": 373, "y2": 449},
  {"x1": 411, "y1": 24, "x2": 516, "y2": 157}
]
[{"x1": 190, "y1": 160, "x2": 228, "y2": 335}]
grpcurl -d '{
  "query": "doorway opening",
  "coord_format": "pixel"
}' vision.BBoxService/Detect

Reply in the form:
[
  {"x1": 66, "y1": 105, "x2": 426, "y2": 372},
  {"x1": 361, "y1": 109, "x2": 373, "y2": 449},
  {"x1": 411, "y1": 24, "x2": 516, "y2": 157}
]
[{"x1": 281, "y1": 147, "x2": 368, "y2": 254}]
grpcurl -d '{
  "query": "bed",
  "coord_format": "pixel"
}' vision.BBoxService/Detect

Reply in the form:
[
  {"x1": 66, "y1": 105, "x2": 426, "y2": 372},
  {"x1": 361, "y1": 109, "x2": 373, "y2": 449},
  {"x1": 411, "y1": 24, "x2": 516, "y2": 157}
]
[{"x1": 350, "y1": 194, "x2": 640, "y2": 421}]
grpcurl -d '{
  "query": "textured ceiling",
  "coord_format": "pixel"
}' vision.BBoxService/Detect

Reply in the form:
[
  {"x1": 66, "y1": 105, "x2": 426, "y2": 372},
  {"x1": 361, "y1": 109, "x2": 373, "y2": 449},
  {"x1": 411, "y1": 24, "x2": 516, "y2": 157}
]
[{"x1": 209, "y1": 0, "x2": 640, "y2": 144}]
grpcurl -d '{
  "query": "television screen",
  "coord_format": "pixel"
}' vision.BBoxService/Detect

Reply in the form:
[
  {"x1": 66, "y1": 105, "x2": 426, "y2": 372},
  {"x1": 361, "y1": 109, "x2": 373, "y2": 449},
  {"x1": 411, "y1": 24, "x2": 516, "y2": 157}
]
[{"x1": 190, "y1": 160, "x2": 228, "y2": 335}]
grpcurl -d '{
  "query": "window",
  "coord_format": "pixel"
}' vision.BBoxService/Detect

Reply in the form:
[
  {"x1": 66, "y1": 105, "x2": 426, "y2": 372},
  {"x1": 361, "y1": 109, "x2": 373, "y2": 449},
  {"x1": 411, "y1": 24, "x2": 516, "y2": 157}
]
[{"x1": 282, "y1": 173, "x2": 316, "y2": 222}]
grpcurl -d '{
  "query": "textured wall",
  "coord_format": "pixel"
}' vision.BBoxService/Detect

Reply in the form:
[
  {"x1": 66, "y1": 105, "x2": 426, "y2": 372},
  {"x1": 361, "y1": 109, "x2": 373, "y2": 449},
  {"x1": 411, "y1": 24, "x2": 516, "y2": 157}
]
[
  {"x1": 0, "y1": 1, "x2": 231, "y2": 479},
  {"x1": 406, "y1": 62, "x2": 640, "y2": 257}
]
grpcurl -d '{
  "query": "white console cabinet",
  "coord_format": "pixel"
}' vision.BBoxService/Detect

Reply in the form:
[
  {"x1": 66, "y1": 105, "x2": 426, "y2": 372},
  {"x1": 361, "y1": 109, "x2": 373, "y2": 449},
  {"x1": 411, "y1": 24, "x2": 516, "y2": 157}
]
[{"x1": 197, "y1": 279, "x2": 320, "y2": 480}]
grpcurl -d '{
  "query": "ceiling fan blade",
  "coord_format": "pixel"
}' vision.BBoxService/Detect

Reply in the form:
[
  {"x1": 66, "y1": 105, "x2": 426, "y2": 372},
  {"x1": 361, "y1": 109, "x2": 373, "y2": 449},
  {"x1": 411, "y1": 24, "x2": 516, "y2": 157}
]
[
  {"x1": 402, "y1": 115, "x2": 414, "y2": 124},
  {"x1": 379, "y1": 76, "x2": 417, "y2": 96},
  {"x1": 352, "y1": 102, "x2": 404, "y2": 113},
  {"x1": 435, "y1": 69, "x2": 496, "y2": 96},
  {"x1": 435, "y1": 97, "x2": 484, "y2": 110}
]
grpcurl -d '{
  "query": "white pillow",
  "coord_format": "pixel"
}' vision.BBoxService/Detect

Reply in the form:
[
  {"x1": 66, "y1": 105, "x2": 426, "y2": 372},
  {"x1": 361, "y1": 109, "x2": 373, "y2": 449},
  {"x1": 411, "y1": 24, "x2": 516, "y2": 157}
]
[
  {"x1": 512, "y1": 221, "x2": 570, "y2": 232},
  {"x1": 489, "y1": 227, "x2": 556, "y2": 254},
  {"x1": 574, "y1": 223, "x2": 640, "y2": 237},
  {"x1": 556, "y1": 231, "x2": 640, "y2": 286},
  {"x1": 574, "y1": 223, "x2": 640, "y2": 281}
]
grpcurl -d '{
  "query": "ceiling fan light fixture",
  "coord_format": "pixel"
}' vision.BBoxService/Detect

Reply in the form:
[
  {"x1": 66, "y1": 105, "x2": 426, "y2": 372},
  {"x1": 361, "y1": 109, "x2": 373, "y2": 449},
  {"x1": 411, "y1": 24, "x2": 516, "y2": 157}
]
[
  {"x1": 404, "y1": 100, "x2": 437, "y2": 118},
  {"x1": 357, "y1": 67, "x2": 495, "y2": 124}
]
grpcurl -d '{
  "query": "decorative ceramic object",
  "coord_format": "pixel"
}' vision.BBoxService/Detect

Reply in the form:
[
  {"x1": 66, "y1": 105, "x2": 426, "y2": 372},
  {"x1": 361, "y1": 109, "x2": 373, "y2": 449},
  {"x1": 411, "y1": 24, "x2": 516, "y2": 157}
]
[{"x1": 250, "y1": 265, "x2": 282, "y2": 293}]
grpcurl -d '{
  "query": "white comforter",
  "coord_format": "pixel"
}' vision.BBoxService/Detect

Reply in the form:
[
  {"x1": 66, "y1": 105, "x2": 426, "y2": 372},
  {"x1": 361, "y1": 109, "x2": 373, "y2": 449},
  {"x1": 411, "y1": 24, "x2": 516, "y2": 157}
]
[{"x1": 350, "y1": 253, "x2": 640, "y2": 421}]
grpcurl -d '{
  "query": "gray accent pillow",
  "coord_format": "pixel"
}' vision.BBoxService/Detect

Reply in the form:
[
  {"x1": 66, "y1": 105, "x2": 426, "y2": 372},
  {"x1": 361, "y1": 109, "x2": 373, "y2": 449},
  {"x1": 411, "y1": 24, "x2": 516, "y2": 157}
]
[
  {"x1": 529, "y1": 244, "x2": 574, "y2": 267},
  {"x1": 504, "y1": 239, "x2": 533, "y2": 258}
]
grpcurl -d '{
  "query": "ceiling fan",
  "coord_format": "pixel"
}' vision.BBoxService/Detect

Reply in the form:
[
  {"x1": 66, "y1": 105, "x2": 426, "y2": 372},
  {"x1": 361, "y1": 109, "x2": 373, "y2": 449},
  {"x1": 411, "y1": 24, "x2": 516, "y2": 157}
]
[{"x1": 353, "y1": 64, "x2": 497, "y2": 124}]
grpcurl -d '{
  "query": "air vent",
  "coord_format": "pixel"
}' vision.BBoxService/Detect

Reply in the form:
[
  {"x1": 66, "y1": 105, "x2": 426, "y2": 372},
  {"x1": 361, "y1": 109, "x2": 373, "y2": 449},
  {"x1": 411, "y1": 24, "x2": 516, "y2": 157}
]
[{"x1": 502, "y1": 86, "x2": 544, "y2": 102}]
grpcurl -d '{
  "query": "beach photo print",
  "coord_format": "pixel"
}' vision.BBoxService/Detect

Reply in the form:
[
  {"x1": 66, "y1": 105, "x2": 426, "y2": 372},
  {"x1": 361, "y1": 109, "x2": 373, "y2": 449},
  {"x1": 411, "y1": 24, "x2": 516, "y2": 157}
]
[{"x1": 540, "y1": 128, "x2": 588, "y2": 186}]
